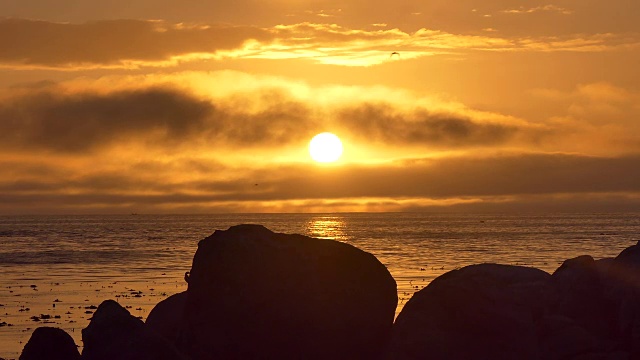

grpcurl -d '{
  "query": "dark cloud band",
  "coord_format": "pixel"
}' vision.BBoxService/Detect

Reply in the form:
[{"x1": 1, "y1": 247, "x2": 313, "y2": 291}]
[
  {"x1": 0, "y1": 86, "x2": 536, "y2": 152},
  {"x1": 0, "y1": 18, "x2": 271, "y2": 67},
  {"x1": 1, "y1": 153, "x2": 640, "y2": 213}
]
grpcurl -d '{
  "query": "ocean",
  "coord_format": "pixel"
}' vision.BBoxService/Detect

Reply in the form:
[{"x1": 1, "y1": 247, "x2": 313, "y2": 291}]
[{"x1": 0, "y1": 212, "x2": 638, "y2": 358}]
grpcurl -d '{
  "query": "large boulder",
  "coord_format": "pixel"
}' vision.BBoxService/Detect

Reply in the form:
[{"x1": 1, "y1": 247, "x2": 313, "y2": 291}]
[
  {"x1": 388, "y1": 264, "x2": 551, "y2": 360},
  {"x1": 82, "y1": 300, "x2": 186, "y2": 360},
  {"x1": 538, "y1": 314, "x2": 599, "y2": 360},
  {"x1": 616, "y1": 241, "x2": 640, "y2": 267},
  {"x1": 547, "y1": 245, "x2": 640, "y2": 358},
  {"x1": 146, "y1": 291, "x2": 187, "y2": 345},
  {"x1": 20, "y1": 327, "x2": 80, "y2": 360},
  {"x1": 549, "y1": 255, "x2": 619, "y2": 341},
  {"x1": 180, "y1": 224, "x2": 398, "y2": 360},
  {"x1": 611, "y1": 242, "x2": 640, "y2": 358}
]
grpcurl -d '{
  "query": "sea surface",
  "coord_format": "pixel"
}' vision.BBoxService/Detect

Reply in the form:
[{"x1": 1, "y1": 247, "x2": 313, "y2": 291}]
[{"x1": 1, "y1": 212, "x2": 639, "y2": 358}]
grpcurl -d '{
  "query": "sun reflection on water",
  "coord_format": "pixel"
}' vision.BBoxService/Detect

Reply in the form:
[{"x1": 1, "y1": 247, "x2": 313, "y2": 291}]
[{"x1": 306, "y1": 216, "x2": 349, "y2": 241}]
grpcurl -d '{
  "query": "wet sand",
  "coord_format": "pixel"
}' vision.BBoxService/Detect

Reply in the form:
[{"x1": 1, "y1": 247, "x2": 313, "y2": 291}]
[{"x1": 0, "y1": 269, "x2": 188, "y2": 359}]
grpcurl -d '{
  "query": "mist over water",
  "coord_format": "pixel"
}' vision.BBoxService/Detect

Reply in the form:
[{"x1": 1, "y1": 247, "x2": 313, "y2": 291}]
[{"x1": 0, "y1": 213, "x2": 638, "y2": 357}]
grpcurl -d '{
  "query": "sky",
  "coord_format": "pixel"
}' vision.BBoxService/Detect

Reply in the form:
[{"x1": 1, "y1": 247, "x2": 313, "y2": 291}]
[{"x1": 1, "y1": 0, "x2": 639, "y2": 214}]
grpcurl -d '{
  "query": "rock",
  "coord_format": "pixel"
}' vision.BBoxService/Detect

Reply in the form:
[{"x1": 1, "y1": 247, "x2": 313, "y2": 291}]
[
  {"x1": 146, "y1": 291, "x2": 187, "y2": 345},
  {"x1": 82, "y1": 300, "x2": 186, "y2": 360},
  {"x1": 572, "y1": 351, "x2": 630, "y2": 360},
  {"x1": 616, "y1": 241, "x2": 640, "y2": 268},
  {"x1": 612, "y1": 242, "x2": 640, "y2": 359},
  {"x1": 180, "y1": 224, "x2": 397, "y2": 360},
  {"x1": 388, "y1": 264, "x2": 551, "y2": 360},
  {"x1": 20, "y1": 327, "x2": 80, "y2": 360},
  {"x1": 550, "y1": 255, "x2": 619, "y2": 341},
  {"x1": 538, "y1": 315, "x2": 598, "y2": 360},
  {"x1": 545, "y1": 244, "x2": 640, "y2": 358}
]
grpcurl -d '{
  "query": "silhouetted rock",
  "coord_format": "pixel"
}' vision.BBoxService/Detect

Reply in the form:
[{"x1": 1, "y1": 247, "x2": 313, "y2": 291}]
[
  {"x1": 550, "y1": 255, "x2": 619, "y2": 341},
  {"x1": 538, "y1": 315, "x2": 598, "y2": 360},
  {"x1": 388, "y1": 264, "x2": 551, "y2": 360},
  {"x1": 616, "y1": 241, "x2": 640, "y2": 267},
  {"x1": 386, "y1": 243, "x2": 640, "y2": 360},
  {"x1": 20, "y1": 327, "x2": 80, "y2": 360},
  {"x1": 572, "y1": 352, "x2": 630, "y2": 360},
  {"x1": 146, "y1": 291, "x2": 187, "y2": 345},
  {"x1": 180, "y1": 224, "x2": 397, "y2": 360},
  {"x1": 611, "y1": 242, "x2": 640, "y2": 359},
  {"x1": 82, "y1": 300, "x2": 186, "y2": 360}
]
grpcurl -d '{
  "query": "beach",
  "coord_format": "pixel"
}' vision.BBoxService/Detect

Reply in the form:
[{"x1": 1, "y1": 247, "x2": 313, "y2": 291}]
[{"x1": 1, "y1": 212, "x2": 638, "y2": 358}]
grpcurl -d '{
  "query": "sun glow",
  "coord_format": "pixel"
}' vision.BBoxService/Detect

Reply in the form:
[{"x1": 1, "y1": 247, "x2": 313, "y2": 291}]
[{"x1": 309, "y1": 132, "x2": 343, "y2": 163}]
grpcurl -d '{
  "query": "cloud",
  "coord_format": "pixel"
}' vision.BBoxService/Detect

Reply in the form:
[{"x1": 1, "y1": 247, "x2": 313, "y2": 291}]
[
  {"x1": 530, "y1": 82, "x2": 640, "y2": 154},
  {"x1": 0, "y1": 86, "x2": 215, "y2": 152},
  {"x1": 0, "y1": 85, "x2": 324, "y2": 153},
  {"x1": 244, "y1": 153, "x2": 640, "y2": 200},
  {"x1": 0, "y1": 18, "x2": 271, "y2": 67},
  {"x1": 337, "y1": 103, "x2": 544, "y2": 147},
  {"x1": 2, "y1": 73, "x2": 636, "y2": 160},
  {"x1": 1, "y1": 152, "x2": 640, "y2": 213},
  {"x1": 1, "y1": 72, "x2": 639, "y2": 213},
  {"x1": 0, "y1": 18, "x2": 637, "y2": 68},
  {"x1": 2, "y1": 0, "x2": 639, "y2": 39},
  {"x1": 0, "y1": 75, "x2": 545, "y2": 154},
  {"x1": 501, "y1": 5, "x2": 573, "y2": 15}
]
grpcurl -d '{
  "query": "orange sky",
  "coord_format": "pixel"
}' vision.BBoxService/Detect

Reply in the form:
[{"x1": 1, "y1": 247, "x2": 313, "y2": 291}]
[{"x1": 1, "y1": 1, "x2": 639, "y2": 213}]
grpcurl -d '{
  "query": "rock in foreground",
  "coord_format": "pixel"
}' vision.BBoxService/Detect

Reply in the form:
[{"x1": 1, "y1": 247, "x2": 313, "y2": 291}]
[
  {"x1": 82, "y1": 300, "x2": 186, "y2": 360},
  {"x1": 389, "y1": 264, "x2": 552, "y2": 360},
  {"x1": 20, "y1": 327, "x2": 80, "y2": 360},
  {"x1": 389, "y1": 242, "x2": 640, "y2": 360},
  {"x1": 181, "y1": 224, "x2": 398, "y2": 360},
  {"x1": 146, "y1": 291, "x2": 187, "y2": 345}
]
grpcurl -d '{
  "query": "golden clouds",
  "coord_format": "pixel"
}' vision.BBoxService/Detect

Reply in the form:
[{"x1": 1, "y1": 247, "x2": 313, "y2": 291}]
[
  {"x1": 501, "y1": 5, "x2": 573, "y2": 15},
  {"x1": 0, "y1": 1, "x2": 638, "y2": 214},
  {"x1": 3, "y1": 72, "x2": 638, "y2": 161},
  {"x1": 1, "y1": 71, "x2": 639, "y2": 213},
  {"x1": 1, "y1": 19, "x2": 638, "y2": 68},
  {"x1": 0, "y1": 18, "x2": 271, "y2": 68},
  {"x1": 0, "y1": 72, "x2": 551, "y2": 158},
  {"x1": 2, "y1": 152, "x2": 640, "y2": 214},
  {"x1": 530, "y1": 83, "x2": 640, "y2": 155}
]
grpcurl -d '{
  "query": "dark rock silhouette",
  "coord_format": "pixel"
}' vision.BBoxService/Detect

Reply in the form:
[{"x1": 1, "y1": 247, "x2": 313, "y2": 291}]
[
  {"x1": 17, "y1": 226, "x2": 640, "y2": 360},
  {"x1": 19, "y1": 327, "x2": 80, "y2": 360},
  {"x1": 82, "y1": 300, "x2": 186, "y2": 360},
  {"x1": 146, "y1": 291, "x2": 187, "y2": 345},
  {"x1": 180, "y1": 224, "x2": 398, "y2": 360},
  {"x1": 616, "y1": 241, "x2": 640, "y2": 265},
  {"x1": 538, "y1": 314, "x2": 599, "y2": 360},
  {"x1": 389, "y1": 242, "x2": 640, "y2": 360},
  {"x1": 388, "y1": 264, "x2": 551, "y2": 360},
  {"x1": 549, "y1": 255, "x2": 619, "y2": 342},
  {"x1": 611, "y1": 241, "x2": 640, "y2": 358}
]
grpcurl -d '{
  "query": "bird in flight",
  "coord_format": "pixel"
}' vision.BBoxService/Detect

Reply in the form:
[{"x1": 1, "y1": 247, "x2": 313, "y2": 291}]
[{"x1": 390, "y1": 51, "x2": 400, "y2": 58}]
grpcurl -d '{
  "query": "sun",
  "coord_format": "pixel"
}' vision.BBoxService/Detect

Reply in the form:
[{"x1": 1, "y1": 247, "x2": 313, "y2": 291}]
[{"x1": 309, "y1": 132, "x2": 343, "y2": 163}]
